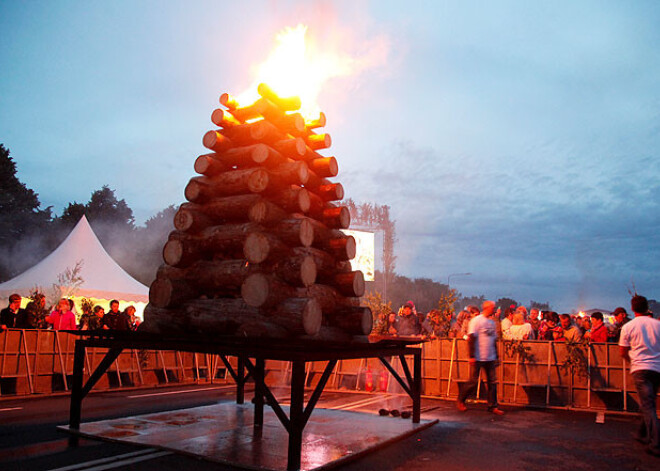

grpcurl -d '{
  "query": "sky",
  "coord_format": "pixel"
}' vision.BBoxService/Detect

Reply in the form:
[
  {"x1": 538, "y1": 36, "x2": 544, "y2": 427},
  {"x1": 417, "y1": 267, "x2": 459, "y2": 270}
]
[{"x1": 1, "y1": 1, "x2": 659, "y2": 312}]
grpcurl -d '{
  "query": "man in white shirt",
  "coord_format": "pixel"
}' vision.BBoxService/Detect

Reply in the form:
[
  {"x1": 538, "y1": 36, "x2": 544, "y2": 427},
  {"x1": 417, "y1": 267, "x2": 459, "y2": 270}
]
[
  {"x1": 457, "y1": 300, "x2": 504, "y2": 415},
  {"x1": 619, "y1": 295, "x2": 660, "y2": 457}
]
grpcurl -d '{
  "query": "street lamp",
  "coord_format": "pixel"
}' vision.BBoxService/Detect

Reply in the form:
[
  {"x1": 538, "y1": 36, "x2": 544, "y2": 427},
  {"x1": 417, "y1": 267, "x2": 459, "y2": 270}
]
[{"x1": 447, "y1": 272, "x2": 471, "y2": 286}]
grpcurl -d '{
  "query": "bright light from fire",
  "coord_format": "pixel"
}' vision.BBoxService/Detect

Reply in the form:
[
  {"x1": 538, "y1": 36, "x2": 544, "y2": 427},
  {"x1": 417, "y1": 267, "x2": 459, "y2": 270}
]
[{"x1": 237, "y1": 24, "x2": 351, "y2": 120}]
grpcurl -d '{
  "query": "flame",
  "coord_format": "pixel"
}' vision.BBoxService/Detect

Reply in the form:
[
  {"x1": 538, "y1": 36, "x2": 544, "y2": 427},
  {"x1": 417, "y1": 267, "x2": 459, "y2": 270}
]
[
  {"x1": 236, "y1": 24, "x2": 351, "y2": 120},
  {"x1": 578, "y1": 311, "x2": 586, "y2": 317}
]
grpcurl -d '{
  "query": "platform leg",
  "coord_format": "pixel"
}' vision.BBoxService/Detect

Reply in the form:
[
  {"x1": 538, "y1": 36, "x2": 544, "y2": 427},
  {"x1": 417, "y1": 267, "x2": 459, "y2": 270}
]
[
  {"x1": 288, "y1": 360, "x2": 305, "y2": 471},
  {"x1": 412, "y1": 350, "x2": 421, "y2": 423},
  {"x1": 254, "y1": 357, "x2": 265, "y2": 429},
  {"x1": 237, "y1": 356, "x2": 245, "y2": 404},
  {"x1": 68, "y1": 340, "x2": 86, "y2": 446}
]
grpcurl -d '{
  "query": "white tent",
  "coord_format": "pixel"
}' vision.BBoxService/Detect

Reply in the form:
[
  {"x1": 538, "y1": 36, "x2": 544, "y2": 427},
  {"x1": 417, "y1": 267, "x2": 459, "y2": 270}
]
[{"x1": 0, "y1": 216, "x2": 149, "y2": 306}]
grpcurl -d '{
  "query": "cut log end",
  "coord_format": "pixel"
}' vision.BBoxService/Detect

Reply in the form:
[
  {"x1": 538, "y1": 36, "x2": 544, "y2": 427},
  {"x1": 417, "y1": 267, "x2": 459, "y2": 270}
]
[
  {"x1": 243, "y1": 232, "x2": 269, "y2": 264},
  {"x1": 302, "y1": 299, "x2": 322, "y2": 336},
  {"x1": 300, "y1": 255, "x2": 317, "y2": 287},
  {"x1": 241, "y1": 273, "x2": 270, "y2": 307}
]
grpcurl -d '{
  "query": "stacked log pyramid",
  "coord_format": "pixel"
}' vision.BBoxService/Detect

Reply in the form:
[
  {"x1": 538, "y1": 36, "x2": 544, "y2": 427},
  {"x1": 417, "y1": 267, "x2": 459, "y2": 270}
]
[{"x1": 142, "y1": 84, "x2": 372, "y2": 342}]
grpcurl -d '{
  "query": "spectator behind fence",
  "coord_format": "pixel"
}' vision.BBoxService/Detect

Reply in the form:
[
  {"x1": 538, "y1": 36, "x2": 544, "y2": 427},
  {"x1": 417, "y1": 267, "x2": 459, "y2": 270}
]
[
  {"x1": 539, "y1": 312, "x2": 560, "y2": 340},
  {"x1": 103, "y1": 300, "x2": 132, "y2": 331},
  {"x1": 79, "y1": 305, "x2": 107, "y2": 331},
  {"x1": 500, "y1": 306, "x2": 515, "y2": 339},
  {"x1": 46, "y1": 298, "x2": 76, "y2": 330},
  {"x1": 394, "y1": 301, "x2": 421, "y2": 336},
  {"x1": 508, "y1": 313, "x2": 535, "y2": 340},
  {"x1": 124, "y1": 305, "x2": 140, "y2": 330},
  {"x1": 619, "y1": 295, "x2": 660, "y2": 457},
  {"x1": 610, "y1": 307, "x2": 630, "y2": 343},
  {"x1": 529, "y1": 308, "x2": 540, "y2": 337},
  {"x1": 1, "y1": 294, "x2": 30, "y2": 330},
  {"x1": 587, "y1": 312, "x2": 608, "y2": 343},
  {"x1": 558, "y1": 314, "x2": 583, "y2": 343}
]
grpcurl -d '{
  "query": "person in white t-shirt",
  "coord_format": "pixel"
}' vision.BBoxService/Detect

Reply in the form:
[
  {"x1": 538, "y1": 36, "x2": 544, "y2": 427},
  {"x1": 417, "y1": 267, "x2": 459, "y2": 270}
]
[
  {"x1": 456, "y1": 300, "x2": 504, "y2": 415},
  {"x1": 619, "y1": 295, "x2": 660, "y2": 457}
]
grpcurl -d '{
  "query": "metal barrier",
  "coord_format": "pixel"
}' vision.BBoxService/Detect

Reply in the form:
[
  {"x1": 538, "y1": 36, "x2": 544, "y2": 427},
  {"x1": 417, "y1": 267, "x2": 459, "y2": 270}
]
[{"x1": 1, "y1": 331, "x2": 655, "y2": 412}]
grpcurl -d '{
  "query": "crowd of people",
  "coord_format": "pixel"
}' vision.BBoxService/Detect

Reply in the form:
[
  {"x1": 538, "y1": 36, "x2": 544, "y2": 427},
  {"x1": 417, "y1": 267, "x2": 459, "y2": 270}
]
[
  {"x1": 0, "y1": 293, "x2": 140, "y2": 332},
  {"x1": 373, "y1": 299, "x2": 637, "y2": 344},
  {"x1": 375, "y1": 295, "x2": 659, "y2": 456}
]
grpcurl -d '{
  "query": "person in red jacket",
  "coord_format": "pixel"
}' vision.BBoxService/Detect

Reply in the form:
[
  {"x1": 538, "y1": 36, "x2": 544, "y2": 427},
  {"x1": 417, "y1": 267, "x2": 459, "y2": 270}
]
[
  {"x1": 587, "y1": 312, "x2": 608, "y2": 343},
  {"x1": 46, "y1": 298, "x2": 77, "y2": 330}
]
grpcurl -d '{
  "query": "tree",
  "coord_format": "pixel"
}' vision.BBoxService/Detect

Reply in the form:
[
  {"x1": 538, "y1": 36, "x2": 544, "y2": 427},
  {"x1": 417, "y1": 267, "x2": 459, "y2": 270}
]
[
  {"x1": 0, "y1": 144, "x2": 53, "y2": 280},
  {"x1": 530, "y1": 300, "x2": 551, "y2": 311}
]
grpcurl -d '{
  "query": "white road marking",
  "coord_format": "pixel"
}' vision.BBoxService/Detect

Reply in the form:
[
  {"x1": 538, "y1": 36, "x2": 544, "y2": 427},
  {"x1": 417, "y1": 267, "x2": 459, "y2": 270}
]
[
  {"x1": 46, "y1": 449, "x2": 171, "y2": 471},
  {"x1": 127, "y1": 385, "x2": 233, "y2": 398},
  {"x1": 338, "y1": 396, "x2": 389, "y2": 410},
  {"x1": 0, "y1": 407, "x2": 22, "y2": 412}
]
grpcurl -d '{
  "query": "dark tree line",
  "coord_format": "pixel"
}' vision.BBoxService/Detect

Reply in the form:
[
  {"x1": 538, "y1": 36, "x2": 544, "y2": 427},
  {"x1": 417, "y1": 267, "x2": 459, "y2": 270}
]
[{"x1": 0, "y1": 144, "x2": 172, "y2": 285}]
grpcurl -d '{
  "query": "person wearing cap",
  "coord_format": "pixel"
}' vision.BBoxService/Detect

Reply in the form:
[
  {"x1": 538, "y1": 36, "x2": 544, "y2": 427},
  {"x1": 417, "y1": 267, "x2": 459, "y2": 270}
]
[
  {"x1": 619, "y1": 295, "x2": 660, "y2": 457},
  {"x1": 609, "y1": 307, "x2": 629, "y2": 343},
  {"x1": 394, "y1": 301, "x2": 421, "y2": 336}
]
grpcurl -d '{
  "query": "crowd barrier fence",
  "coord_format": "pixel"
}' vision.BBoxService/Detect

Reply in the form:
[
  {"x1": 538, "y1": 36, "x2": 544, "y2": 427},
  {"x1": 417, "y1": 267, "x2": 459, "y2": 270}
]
[{"x1": 1, "y1": 330, "x2": 657, "y2": 412}]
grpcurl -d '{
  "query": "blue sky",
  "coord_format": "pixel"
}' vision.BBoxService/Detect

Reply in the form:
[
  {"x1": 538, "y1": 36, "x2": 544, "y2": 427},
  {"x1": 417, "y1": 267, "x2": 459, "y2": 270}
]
[{"x1": 1, "y1": 1, "x2": 659, "y2": 311}]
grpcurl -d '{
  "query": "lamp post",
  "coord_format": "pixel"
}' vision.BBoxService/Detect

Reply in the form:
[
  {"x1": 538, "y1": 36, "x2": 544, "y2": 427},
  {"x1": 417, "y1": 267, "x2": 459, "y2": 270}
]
[{"x1": 447, "y1": 272, "x2": 471, "y2": 286}]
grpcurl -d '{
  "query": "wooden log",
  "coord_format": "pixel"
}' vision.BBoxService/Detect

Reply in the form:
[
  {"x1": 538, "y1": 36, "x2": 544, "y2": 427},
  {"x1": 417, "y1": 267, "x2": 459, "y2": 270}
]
[
  {"x1": 305, "y1": 112, "x2": 326, "y2": 130},
  {"x1": 229, "y1": 97, "x2": 282, "y2": 123},
  {"x1": 308, "y1": 157, "x2": 338, "y2": 178},
  {"x1": 241, "y1": 273, "x2": 296, "y2": 307},
  {"x1": 307, "y1": 219, "x2": 354, "y2": 257},
  {"x1": 317, "y1": 270, "x2": 365, "y2": 297},
  {"x1": 298, "y1": 283, "x2": 354, "y2": 313},
  {"x1": 194, "y1": 153, "x2": 229, "y2": 177},
  {"x1": 177, "y1": 196, "x2": 262, "y2": 226},
  {"x1": 184, "y1": 168, "x2": 269, "y2": 202},
  {"x1": 243, "y1": 232, "x2": 291, "y2": 264},
  {"x1": 174, "y1": 205, "x2": 215, "y2": 233},
  {"x1": 163, "y1": 238, "x2": 202, "y2": 268},
  {"x1": 323, "y1": 306, "x2": 373, "y2": 335},
  {"x1": 306, "y1": 133, "x2": 332, "y2": 151},
  {"x1": 271, "y1": 112, "x2": 305, "y2": 135},
  {"x1": 202, "y1": 130, "x2": 234, "y2": 153},
  {"x1": 321, "y1": 206, "x2": 351, "y2": 229},
  {"x1": 308, "y1": 203, "x2": 350, "y2": 229},
  {"x1": 213, "y1": 144, "x2": 275, "y2": 167},
  {"x1": 293, "y1": 246, "x2": 337, "y2": 276},
  {"x1": 248, "y1": 199, "x2": 288, "y2": 224},
  {"x1": 265, "y1": 298, "x2": 322, "y2": 336},
  {"x1": 257, "y1": 83, "x2": 301, "y2": 111},
  {"x1": 269, "y1": 161, "x2": 309, "y2": 186},
  {"x1": 271, "y1": 218, "x2": 314, "y2": 247},
  {"x1": 221, "y1": 120, "x2": 285, "y2": 147},
  {"x1": 267, "y1": 254, "x2": 317, "y2": 287},
  {"x1": 189, "y1": 297, "x2": 321, "y2": 336},
  {"x1": 268, "y1": 187, "x2": 310, "y2": 213},
  {"x1": 273, "y1": 137, "x2": 307, "y2": 160},
  {"x1": 149, "y1": 278, "x2": 198, "y2": 308},
  {"x1": 316, "y1": 182, "x2": 344, "y2": 202},
  {"x1": 165, "y1": 223, "x2": 262, "y2": 266},
  {"x1": 219, "y1": 93, "x2": 238, "y2": 109},
  {"x1": 211, "y1": 108, "x2": 241, "y2": 128}
]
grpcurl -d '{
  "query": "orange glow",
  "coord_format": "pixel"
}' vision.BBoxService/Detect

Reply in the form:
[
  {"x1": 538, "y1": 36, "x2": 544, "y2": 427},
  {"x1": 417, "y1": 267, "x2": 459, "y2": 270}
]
[
  {"x1": 578, "y1": 311, "x2": 586, "y2": 317},
  {"x1": 236, "y1": 24, "x2": 351, "y2": 120}
]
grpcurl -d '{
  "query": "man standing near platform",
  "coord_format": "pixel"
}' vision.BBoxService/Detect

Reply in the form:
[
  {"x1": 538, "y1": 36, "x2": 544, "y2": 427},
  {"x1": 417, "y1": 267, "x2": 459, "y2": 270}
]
[
  {"x1": 457, "y1": 300, "x2": 504, "y2": 415},
  {"x1": 619, "y1": 294, "x2": 660, "y2": 457}
]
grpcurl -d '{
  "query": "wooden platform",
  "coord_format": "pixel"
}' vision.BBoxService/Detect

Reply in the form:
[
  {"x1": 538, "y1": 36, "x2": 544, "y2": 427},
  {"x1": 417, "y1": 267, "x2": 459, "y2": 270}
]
[{"x1": 60, "y1": 402, "x2": 437, "y2": 471}]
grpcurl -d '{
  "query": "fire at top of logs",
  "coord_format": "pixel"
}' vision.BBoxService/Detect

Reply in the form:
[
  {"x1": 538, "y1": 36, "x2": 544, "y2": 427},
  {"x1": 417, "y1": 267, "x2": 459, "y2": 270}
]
[{"x1": 143, "y1": 83, "x2": 370, "y2": 343}]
